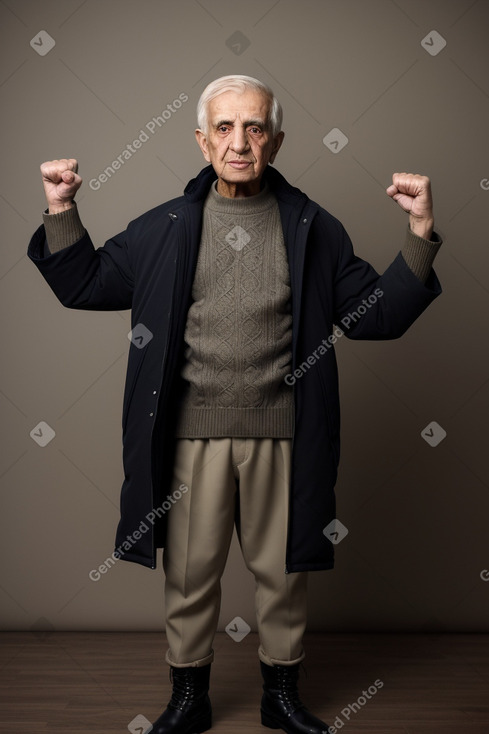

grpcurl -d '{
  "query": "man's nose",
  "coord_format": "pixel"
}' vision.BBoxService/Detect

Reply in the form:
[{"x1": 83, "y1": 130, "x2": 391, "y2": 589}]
[{"x1": 230, "y1": 127, "x2": 249, "y2": 153}]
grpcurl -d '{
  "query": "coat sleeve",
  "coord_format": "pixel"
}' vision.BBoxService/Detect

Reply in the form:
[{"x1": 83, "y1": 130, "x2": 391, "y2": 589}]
[
  {"x1": 27, "y1": 222, "x2": 134, "y2": 311},
  {"x1": 331, "y1": 221, "x2": 442, "y2": 339}
]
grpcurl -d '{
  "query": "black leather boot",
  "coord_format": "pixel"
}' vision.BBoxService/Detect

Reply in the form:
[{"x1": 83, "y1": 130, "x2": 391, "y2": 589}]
[
  {"x1": 151, "y1": 663, "x2": 212, "y2": 733},
  {"x1": 260, "y1": 661, "x2": 329, "y2": 733}
]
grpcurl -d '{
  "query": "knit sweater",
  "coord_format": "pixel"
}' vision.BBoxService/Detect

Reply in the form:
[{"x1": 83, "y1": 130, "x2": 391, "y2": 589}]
[{"x1": 174, "y1": 181, "x2": 294, "y2": 438}]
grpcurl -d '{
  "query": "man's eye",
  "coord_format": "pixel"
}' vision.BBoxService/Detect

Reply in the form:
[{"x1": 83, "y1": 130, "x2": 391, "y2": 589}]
[
  {"x1": 218, "y1": 126, "x2": 230, "y2": 133},
  {"x1": 249, "y1": 127, "x2": 261, "y2": 134}
]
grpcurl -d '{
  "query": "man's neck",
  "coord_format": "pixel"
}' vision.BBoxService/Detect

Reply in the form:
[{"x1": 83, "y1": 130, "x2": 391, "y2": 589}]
[{"x1": 216, "y1": 177, "x2": 263, "y2": 198}]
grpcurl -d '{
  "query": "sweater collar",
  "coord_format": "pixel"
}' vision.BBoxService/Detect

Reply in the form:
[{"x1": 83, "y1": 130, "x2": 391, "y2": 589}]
[{"x1": 204, "y1": 179, "x2": 277, "y2": 215}]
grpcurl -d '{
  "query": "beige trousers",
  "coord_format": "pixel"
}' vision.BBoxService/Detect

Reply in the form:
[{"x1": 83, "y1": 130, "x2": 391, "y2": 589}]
[{"x1": 162, "y1": 437, "x2": 308, "y2": 668}]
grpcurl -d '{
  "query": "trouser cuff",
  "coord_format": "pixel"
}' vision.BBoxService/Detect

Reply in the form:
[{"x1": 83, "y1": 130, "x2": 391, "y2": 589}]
[
  {"x1": 258, "y1": 644, "x2": 306, "y2": 667},
  {"x1": 165, "y1": 648, "x2": 214, "y2": 668}
]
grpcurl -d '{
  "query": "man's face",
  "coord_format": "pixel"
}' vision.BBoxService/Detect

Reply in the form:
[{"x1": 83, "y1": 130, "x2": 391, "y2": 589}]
[{"x1": 195, "y1": 88, "x2": 284, "y2": 198}]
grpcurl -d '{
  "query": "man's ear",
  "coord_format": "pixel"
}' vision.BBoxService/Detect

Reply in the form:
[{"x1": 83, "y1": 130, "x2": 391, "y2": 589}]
[
  {"x1": 195, "y1": 129, "x2": 211, "y2": 162},
  {"x1": 269, "y1": 131, "x2": 285, "y2": 164}
]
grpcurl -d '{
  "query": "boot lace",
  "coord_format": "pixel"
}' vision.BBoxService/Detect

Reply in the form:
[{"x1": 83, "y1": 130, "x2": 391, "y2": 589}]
[
  {"x1": 168, "y1": 668, "x2": 196, "y2": 712},
  {"x1": 274, "y1": 666, "x2": 304, "y2": 712}
]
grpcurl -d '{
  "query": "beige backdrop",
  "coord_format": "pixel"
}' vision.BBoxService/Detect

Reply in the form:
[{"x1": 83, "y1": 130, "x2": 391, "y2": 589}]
[{"x1": 1, "y1": 0, "x2": 488, "y2": 634}]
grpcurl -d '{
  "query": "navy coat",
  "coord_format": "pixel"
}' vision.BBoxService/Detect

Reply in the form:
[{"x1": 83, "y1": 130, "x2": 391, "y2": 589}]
[{"x1": 28, "y1": 164, "x2": 441, "y2": 572}]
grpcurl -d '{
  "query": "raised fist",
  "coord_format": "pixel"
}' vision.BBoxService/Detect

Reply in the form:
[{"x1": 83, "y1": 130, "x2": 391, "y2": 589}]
[
  {"x1": 386, "y1": 172, "x2": 434, "y2": 240},
  {"x1": 40, "y1": 158, "x2": 82, "y2": 214}
]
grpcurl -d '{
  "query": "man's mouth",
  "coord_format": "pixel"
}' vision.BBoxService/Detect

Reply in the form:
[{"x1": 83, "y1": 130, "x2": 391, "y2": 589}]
[{"x1": 227, "y1": 160, "x2": 252, "y2": 169}]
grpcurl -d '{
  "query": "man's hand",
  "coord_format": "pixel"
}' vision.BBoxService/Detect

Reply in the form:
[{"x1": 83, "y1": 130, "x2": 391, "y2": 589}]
[
  {"x1": 40, "y1": 158, "x2": 82, "y2": 214},
  {"x1": 386, "y1": 172, "x2": 434, "y2": 240}
]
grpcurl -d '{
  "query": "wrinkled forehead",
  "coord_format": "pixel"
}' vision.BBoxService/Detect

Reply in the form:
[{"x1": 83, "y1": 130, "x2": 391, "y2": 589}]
[{"x1": 208, "y1": 89, "x2": 272, "y2": 126}]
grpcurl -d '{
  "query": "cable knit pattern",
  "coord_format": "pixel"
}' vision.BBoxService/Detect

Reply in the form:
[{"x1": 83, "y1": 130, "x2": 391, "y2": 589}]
[{"x1": 174, "y1": 181, "x2": 294, "y2": 438}]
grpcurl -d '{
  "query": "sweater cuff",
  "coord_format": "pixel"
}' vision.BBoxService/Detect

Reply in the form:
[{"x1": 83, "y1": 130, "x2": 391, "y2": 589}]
[
  {"x1": 400, "y1": 226, "x2": 442, "y2": 284},
  {"x1": 42, "y1": 202, "x2": 86, "y2": 253}
]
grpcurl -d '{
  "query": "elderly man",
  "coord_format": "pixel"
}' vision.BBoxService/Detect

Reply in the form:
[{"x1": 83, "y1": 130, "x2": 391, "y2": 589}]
[{"x1": 28, "y1": 75, "x2": 442, "y2": 734}]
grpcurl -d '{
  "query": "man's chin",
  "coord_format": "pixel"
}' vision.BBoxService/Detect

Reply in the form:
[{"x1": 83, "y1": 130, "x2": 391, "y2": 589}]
[
  {"x1": 217, "y1": 164, "x2": 262, "y2": 183},
  {"x1": 224, "y1": 165, "x2": 254, "y2": 176}
]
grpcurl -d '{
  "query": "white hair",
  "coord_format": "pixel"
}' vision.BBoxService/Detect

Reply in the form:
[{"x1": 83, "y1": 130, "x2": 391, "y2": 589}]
[{"x1": 196, "y1": 74, "x2": 283, "y2": 137}]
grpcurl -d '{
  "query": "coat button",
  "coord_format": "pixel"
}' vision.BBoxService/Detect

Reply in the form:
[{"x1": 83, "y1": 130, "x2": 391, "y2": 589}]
[
  {"x1": 153, "y1": 391, "x2": 157, "y2": 395},
  {"x1": 302, "y1": 218, "x2": 307, "y2": 224},
  {"x1": 149, "y1": 412, "x2": 154, "y2": 417},
  {"x1": 168, "y1": 212, "x2": 178, "y2": 220}
]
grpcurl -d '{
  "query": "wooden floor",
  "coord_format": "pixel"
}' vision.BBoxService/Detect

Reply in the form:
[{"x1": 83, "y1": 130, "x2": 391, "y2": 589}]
[{"x1": 0, "y1": 631, "x2": 488, "y2": 733}]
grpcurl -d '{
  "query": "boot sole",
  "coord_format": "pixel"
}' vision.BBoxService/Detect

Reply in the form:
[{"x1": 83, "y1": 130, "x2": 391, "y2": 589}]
[
  {"x1": 261, "y1": 708, "x2": 330, "y2": 733},
  {"x1": 151, "y1": 712, "x2": 211, "y2": 734},
  {"x1": 260, "y1": 709, "x2": 281, "y2": 729},
  {"x1": 188, "y1": 711, "x2": 212, "y2": 733}
]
